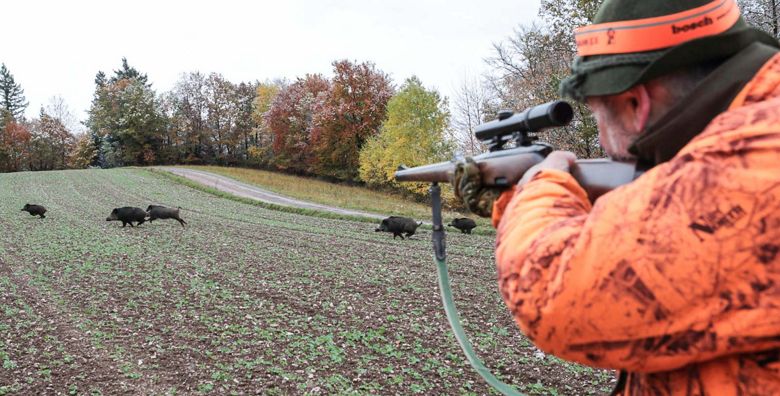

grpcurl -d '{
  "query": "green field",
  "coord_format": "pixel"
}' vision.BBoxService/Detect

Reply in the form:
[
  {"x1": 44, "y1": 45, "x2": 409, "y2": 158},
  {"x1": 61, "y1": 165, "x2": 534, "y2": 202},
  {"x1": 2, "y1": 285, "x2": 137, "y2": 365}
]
[{"x1": 0, "y1": 168, "x2": 613, "y2": 395}]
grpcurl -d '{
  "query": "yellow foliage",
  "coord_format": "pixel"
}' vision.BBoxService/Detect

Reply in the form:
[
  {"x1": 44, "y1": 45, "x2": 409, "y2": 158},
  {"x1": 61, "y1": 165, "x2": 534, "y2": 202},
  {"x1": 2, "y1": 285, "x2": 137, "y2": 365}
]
[{"x1": 358, "y1": 76, "x2": 454, "y2": 196}]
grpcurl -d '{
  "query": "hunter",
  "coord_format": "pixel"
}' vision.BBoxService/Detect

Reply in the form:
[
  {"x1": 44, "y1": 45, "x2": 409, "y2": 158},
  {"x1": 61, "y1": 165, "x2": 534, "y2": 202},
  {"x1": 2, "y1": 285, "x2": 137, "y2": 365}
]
[{"x1": 453, "y1": 0, "x2": 780, "y2": 393}]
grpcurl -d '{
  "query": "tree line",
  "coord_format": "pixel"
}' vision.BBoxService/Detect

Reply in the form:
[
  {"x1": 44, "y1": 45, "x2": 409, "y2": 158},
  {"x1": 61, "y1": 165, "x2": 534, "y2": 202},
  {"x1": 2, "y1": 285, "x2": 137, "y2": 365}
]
[
  {"x1": 80, "y1": 58, "x2": 449, "y2": 194},
  {"x1": 0, "y1": 57, "x2": 452, "y2": 196},
  {"x1": 2, "y1": 0, "x2": 777, "y2": 195}
]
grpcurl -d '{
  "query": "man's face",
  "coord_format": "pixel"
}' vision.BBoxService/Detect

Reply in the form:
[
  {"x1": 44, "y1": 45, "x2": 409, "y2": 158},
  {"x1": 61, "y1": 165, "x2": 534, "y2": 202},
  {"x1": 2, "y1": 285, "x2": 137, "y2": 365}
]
[{"x1": 587, "y1": 93, "x2": 645, "y2": 161}]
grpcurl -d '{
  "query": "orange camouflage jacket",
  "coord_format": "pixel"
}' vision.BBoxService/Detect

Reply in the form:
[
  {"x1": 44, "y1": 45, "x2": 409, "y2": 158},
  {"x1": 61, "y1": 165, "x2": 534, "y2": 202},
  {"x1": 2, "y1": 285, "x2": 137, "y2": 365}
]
[{"x1": 492, "y1": 54, "x2": 780, "y2": 394}]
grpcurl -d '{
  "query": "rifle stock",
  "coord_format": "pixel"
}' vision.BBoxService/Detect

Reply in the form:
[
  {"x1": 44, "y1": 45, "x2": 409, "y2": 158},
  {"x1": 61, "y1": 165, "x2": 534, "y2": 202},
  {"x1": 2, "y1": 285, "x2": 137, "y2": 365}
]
[{"x1": 571, "y1": 159, "x2": 637, "y2": 202}]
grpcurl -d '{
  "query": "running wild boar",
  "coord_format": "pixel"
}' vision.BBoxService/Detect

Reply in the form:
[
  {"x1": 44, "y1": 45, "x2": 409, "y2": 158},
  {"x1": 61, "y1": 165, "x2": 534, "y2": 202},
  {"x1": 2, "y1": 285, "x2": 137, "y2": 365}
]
[
  {"x1": 448, "y1": 218, "x2": 477, "y2": 234},
  {"x1": 375, "y1": 216, "x2": 422, "y2": 240},
  {"x1": 21, "y1": 204, "x2": 47, "y2": 218},
  {"x1": 106, "y1": 207, "x2": 147, "y2": 227},
  {"x1": 146, "y1": 205, "x2": 187, "y2": 228}
]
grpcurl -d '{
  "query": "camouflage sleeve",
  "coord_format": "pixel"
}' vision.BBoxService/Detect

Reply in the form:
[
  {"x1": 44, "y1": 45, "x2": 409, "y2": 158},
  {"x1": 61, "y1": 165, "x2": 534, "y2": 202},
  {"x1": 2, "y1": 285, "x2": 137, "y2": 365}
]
[
  {"x1": 491, "y1": 186, "x2": 518, "y2": 228},
  {"x1": 495, "y1": 158, "x2": 780, "y2": 373}
]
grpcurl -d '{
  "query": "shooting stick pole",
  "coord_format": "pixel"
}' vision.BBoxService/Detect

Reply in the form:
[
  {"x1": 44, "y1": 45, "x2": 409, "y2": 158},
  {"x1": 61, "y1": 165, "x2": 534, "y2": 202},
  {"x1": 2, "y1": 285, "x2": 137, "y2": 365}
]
[{"x1": 429, "y1": 182, "x2": 524, "y2": 396}]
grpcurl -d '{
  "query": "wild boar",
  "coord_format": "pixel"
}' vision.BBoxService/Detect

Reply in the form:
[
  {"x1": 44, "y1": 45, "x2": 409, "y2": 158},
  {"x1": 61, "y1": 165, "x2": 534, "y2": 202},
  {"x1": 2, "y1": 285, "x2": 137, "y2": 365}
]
[
  {"x1": 375, "y1": 216, "x2": 422, "y2": 240},
  {"x1": 146, "y1": 205, "x2": 187, "y2": 228},
  {"x1": 448, "y1": 218, "x2": 477, "y2": 234},
  {"x1": 106, "y1": 207, "x2": 147, "y2": 227},
  {"x1": 21, "y1": 204, "x2": 47, "y2": 218}
]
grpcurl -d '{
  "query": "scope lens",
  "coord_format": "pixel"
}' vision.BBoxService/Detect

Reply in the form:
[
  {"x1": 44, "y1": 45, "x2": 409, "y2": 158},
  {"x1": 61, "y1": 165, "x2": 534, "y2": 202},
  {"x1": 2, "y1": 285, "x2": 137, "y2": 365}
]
[{"x1": 549, "y1": 101, "x2": 574, "y2": 125}]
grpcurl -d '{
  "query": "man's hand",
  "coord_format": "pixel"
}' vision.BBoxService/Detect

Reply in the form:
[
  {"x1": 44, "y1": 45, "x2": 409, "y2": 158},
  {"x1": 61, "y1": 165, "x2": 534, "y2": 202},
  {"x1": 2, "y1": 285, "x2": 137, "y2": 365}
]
[
  {"x1": 453, "y1": 151, "x2": 576, "y2": 217},
  {"x1": 452, "y1": 157, "x2": 502, "y2": 218},
  {"x1": 517, "y1": 151, "x2": 577, "y2": 187}
]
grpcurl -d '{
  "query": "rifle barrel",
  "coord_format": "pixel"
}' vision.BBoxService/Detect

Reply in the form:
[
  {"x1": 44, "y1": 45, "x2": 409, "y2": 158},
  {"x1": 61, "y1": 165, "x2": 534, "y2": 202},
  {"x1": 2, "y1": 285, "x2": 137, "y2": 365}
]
[
  {"x1": 395, "y1": 161, "x2": 455, "y2": 184},
  {"x1": 394, "y1": 146, "x2": 548, "y2": 185}
]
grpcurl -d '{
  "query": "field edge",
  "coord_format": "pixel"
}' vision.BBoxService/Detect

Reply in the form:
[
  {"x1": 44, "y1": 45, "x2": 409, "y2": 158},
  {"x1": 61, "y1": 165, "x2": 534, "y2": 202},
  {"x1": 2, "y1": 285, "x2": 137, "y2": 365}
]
[
  {"x1": 146, "y1": 167, "x2": 497, "y2": 236},
  {"x1": 144, "y1": 167, "x2": 383, "y2": 224}
]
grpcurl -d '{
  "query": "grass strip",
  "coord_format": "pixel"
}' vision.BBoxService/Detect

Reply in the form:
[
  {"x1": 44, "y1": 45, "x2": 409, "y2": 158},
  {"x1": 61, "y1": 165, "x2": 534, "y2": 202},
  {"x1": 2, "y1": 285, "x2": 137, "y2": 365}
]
[
  {"x1": 145, "y1": 168, "x2": 382, "y2": 224},
  {"x1": 145, "y1": 167, "x2": 496, "y2": 236},
  {"x1": 183, "y1": 165, "x2": 435, "y2": 218}
]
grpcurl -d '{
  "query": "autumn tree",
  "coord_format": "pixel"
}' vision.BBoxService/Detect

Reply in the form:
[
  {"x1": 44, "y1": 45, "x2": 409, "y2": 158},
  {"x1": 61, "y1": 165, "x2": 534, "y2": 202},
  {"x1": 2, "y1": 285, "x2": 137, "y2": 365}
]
[
  {"x1": 167, "y1": 72, "x2": 209, "y2": 163},
  {"x1": 310, "y1": 60, "x2": 393, "y2": 180},
  {"x1": 486, "y1": 0, "x2": 603, "y2": 158},
  {"x1": 85, "y1": 58, "x2": 166, "y2": 167},
  {"x1": 161, "y1": 72, "x2": 260, "y2": 165},
  {"x1": 234, "y1": 81, "x2": 258, "y2": 161},
  {"x1": 248, "y1": 81, "x2": 283, "y2": 166},
  {"x1": 45, "y1": 96, "x2": 81, "y2": 135},
  {"x1": 70, "y1": 133, "x2": 98, "y2": 169},
  {"x1": 156, "y1": 91, "x2": 181, "y2": 164},
  {"x1": 28, "y1": 109, "x2": 75, "y2": 170},
  {"x1": 265, "y1": 74, "x2": 330, "y2": 173},
  {"x1": 0, "y1": 63, "x2": 28, "y2": 122},
  {"x1": 37, "y1": 98, "x2": 80, "y2": 170},
  {"x1": 359, "y1": 76, "x2": 453, "y2": 195},
  {"x1": 0, "y1": 109, "x2": 11, "y2": 159},
  {"x1": 451, "y1": 74, "x2": 495, "y2": 156},
  {"x1": 204, "y1": 73, "x2": 239, "y2": 164},
  {"x1": 0, "y1": 119, "x2": 31, "y2": 172},
  {"x1": 0, "y1": 63, "x2": 29, "y2": 171},
  {"x1": 539, "y1": 0, "x2": 601, "y2": 41}
]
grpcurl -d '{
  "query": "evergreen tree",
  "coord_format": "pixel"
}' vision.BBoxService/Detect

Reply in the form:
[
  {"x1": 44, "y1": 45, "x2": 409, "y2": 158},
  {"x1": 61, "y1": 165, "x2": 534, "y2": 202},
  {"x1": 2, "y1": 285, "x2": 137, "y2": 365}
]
[
  {"x1": 94, "y1": 71, "x2": 107, "y2": 88},
  {"x1": 0, "y1": 63, "x2": 29, "y2": 121},
  {"x1": 111, "y1": 57, "x2": 149, "y2": 86}
]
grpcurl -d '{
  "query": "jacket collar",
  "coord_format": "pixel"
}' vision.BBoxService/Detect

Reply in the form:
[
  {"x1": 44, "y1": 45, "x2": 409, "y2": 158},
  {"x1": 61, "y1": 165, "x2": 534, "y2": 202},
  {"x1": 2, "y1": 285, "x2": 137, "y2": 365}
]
[{"x1": 628, "y1": 42, "x2": 779, "y2": 168}]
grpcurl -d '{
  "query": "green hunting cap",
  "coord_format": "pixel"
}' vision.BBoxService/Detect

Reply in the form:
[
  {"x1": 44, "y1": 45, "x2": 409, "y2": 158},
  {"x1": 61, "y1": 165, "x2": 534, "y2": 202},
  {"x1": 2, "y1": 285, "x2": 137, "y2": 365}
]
[{"x1": 560, "y1": 0, "x2": 779, "y2": 101}]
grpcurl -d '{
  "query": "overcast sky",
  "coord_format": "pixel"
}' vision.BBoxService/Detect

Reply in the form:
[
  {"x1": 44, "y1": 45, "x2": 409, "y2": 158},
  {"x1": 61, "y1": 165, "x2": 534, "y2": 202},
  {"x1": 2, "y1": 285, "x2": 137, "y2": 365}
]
[{"x1": 3, "y1": 0, "x2": 542, "y2": 126}]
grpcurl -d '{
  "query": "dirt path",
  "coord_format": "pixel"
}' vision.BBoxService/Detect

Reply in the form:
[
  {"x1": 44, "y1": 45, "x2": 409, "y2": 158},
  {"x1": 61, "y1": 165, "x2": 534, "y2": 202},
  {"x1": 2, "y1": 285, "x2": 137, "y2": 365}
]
[{"x1": 156, "y1": 167, "x2": 388, "y2": 220}]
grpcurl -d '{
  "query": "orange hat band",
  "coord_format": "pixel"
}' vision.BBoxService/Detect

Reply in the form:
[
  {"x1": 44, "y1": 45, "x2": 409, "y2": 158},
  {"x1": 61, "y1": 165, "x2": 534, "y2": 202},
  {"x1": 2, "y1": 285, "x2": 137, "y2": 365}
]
[{"x1": 575, "y1": 0, "x2": 741, "y2": 57}]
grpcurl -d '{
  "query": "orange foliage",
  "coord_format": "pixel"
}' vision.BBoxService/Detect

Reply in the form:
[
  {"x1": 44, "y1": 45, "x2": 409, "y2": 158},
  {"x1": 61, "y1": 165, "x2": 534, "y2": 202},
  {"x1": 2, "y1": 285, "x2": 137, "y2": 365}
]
[{"x1": 1, "y1": 120, "x2": 32, "y2": 172}]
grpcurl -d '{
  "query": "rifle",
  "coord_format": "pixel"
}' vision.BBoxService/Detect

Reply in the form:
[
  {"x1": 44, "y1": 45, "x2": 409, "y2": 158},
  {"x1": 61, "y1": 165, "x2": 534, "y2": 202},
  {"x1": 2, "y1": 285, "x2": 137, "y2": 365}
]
[
  {"x1": 395, "y1": 100, "x2": 638, "y2": 203},
  {"x1": 393, "y1": 100, "x2": 640, "y2": 396}
]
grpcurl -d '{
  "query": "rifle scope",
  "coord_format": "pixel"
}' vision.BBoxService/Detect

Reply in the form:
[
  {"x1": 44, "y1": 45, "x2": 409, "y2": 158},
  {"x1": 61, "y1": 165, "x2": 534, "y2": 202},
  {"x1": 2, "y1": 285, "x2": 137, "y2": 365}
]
[{"x1": 475, "y1": 100, "x2": 574, "y2": 143}]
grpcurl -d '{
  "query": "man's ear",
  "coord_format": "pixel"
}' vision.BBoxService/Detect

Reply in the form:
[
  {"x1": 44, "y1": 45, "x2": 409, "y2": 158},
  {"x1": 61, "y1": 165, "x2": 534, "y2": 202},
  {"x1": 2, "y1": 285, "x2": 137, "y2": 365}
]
[{"x1": 625, "y1": 84, "x2": 651, "y2": 132}]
